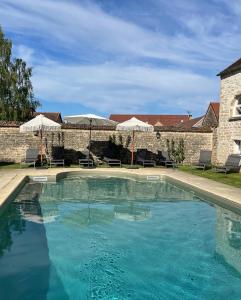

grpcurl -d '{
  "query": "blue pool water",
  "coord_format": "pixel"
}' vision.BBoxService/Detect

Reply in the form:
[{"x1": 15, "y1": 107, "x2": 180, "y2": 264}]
[{"x1": 0, "y1": 175, "x2": 241, "y2": 299}]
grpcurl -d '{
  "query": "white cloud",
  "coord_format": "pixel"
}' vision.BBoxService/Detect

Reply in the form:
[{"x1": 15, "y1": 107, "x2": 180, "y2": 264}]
[
  {"x1": 13, "y1": 45, "x2": 35, "y2": 65},
  {"x1": 0, "y1": 0, "x2": 237, "y2": 115},
  {"x1": 0, "y1": 0, "x2": 240, "y2": 68},
  {"x1": 32, "y1": 60, "x2": 218, "y2": 115}
]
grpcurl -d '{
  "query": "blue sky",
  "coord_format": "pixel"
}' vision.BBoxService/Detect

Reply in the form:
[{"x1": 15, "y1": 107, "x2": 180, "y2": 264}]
[{"x1": 0, "y1": 0, "x2": 241, "y2": 118}]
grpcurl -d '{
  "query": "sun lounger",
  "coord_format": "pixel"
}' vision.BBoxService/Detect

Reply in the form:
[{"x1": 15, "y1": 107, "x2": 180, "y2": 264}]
[
  {"x1": 48, "y1": 158, "x2": 65, "y2": 167},
  {"x1": 136, "y1": 149, "x2": 156, "y2": 167},
  {"x1": 20, "y1": 149, "x2": 39, "y2": 168},
  {"x1": 157, "y1": 151, "x2": 176, "y2": 168},
  {"x1": 213, "y1": 154, "x2": 241, "y2": 174},
  {"x1": 79, "y1": 151, "x2": 94, "y2": 167},
  {"x1": 103, "y1": 156, "x2": 121, "y2": 166},
  {"x1": 192, "y1": 150, "x2": 212, "y2": 170}
]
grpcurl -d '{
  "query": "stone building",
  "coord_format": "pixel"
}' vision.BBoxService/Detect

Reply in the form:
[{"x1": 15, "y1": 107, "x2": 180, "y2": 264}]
[
  {"x1": 0, "y1": 58, "x2": 241, "y2": 167},
  {"x1": 216, "y1": 58, "x2": 241, "y2": 164}
]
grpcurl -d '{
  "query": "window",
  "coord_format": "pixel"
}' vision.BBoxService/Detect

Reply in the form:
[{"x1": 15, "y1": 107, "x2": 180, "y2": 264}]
[
  {"x1": 233, "y1": 95, "x2": 241, "y2": 117},
  {"x1": 234, "y1": 140, "x2": 241, "y2": 154}
]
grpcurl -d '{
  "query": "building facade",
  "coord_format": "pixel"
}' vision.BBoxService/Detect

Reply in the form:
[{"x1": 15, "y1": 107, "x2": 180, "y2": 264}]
[{"x1": 216, "y1": 58, "x2": 241, "y2": 164}]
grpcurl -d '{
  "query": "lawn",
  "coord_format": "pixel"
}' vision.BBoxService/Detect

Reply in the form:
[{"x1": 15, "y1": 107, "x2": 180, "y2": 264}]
[{"x1": 179, "y1": 165, "x2": 241, "y2": 188}]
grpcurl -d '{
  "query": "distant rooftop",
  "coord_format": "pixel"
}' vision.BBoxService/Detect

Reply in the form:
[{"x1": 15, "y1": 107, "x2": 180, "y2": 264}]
[
  {"x1": 209, "y1": 102, "x2": 220, "y2": 121},
  {"x1": 109, "y1": 114, "x2": 191, "y2": 126},
  {"x1": 33, "y1": 112, "x2": 63, "y2": 123},
  {"x1": 217, "y1": 58, "x2": 241, "y2": 77}
]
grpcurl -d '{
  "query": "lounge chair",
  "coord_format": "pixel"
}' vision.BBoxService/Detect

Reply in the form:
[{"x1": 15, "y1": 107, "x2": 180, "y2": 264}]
[
  {"x1": 46, "y1": 156, "x2": 65, "y2": 167},
  {"x1": 192, "y1": 150, "x2": 212, "y2": 170},
  {"x1": 213, "y1": 154, "x2": 241, "y2": 174},
  {"x1": 103, "y1": 156, "x2": 121, "y2": 167},
  {"x1": 20, "y1": 149, "x2": 39, "y2": 168},
  {"x1": 157, "y1": 151, "x2": 176, "y2": 168},
  {"x1": 79, "y1": 150, "x2": 94, "y2": 167},
  {"x1": 136, "y1": 149, "x2": 156, "y2": 167}
]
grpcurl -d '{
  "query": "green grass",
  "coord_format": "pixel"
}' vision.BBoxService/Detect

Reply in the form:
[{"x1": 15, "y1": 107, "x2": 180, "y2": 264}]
[
  {"x1": 0, "y1": 162, "x2": 22, "y2": 169},
  {"x1": 179, "y1": 165, "x2": 241, "y2": 188}
]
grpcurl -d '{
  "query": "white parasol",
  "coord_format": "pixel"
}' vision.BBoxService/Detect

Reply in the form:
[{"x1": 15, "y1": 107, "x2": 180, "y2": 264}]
[
  {"x1": 20, "y1": 114, "x2": 61, "y2": 163},
  {"x1": 64, "y1": 113, "x2": 116, "y2": 127},
  {"x1": 64, "y1": 114, "x2": 116, "y2": 166},
  {"x1": 116, "y1": 117, "x2": 154, "y2": 165}
]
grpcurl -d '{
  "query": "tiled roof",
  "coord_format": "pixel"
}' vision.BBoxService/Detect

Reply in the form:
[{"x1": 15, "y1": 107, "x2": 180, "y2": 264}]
[
  {"x1": 176, "y1": 116, "x2": 204, "y2": 130},
  {"x1": 109, "y1": 114, "x2": 190, "y2": 126},
  {"x1": 210, "y1": 102, "x2": 220, "y2": 120},
  {"x1": 217, "y1": 58, "x2": 241, "y2": 77},
  {"x1": 33, "y1": 112, "x2": 63, "y2": 123},
  {"x1": 0, "y1": 121, "x2": 23, "y2": 127}
]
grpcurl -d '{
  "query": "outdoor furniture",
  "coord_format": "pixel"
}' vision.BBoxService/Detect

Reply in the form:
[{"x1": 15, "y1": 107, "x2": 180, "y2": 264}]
[
  {"x1": 213, "y1": 154, "x2": 241, "y2": 174},
  {"x1": 116, "y1": 117, "x2": 154, "y2": 166},
  {"x1": 20, "y1": 114, "x2": 61, "y2": 165},
  {"x1": 20, "y1": 149, "x2": 39, "y2": 168},
  {"x1": 136, "y1": 149, "x2": 156, "y2": 167},
  {"x1": 157, "y1": 151, "x2": 176, "y2": 168},
  {"x1": 48, "y1": 157, "x2": 65, "y2": 167},
  {"x1": 192, "y1": 150, "x2": 212, "y2": 170},
  {"x1": 103, "y1": 156, "x2": 122, "y2": 167},
  {"x1": 64, "y1": 114, "x2": 116, "y2": 167},
  {"x1": 79, "y1": 150, "x2": 94, "y2": 167}
]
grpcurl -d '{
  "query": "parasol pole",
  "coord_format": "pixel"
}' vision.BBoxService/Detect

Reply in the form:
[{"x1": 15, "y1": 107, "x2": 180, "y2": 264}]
[
  {"x1": 40, "y1": 128, "x2": 43, "y2": 165},
  {"x1": 131, "y1": 130, "x2": 135, "y2": 166},
  {"x1": 88, "y1": 118, "x2": 92, "y2": 167}
]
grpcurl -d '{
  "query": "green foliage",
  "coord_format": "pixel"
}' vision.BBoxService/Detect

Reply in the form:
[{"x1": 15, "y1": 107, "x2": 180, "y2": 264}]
[
  {"x1": 108, "y1": 134, "x2": 131, "y2": 163},
  {"x1": 0, "y1": 26, "x2": 40, "y2": 121},
  {"x1": 179, "y1": 165, "x2": 241, "y2": 189},
  {"x1": 166, "y1": 138, "x2": 185, "y2": 163}
]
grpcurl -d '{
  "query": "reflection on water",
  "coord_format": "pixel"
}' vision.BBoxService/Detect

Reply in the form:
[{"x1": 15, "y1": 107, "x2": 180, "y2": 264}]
[
  {"x1": 114, "y1": 204, "x2": 151, "y2": 222},
  {"x1": 0, "y1": 183, "x2": 68, "y2": 300},
  {"x1": 216, "y1": 206, "x2": 241, "y2": 274},
  {"x1": 0, "y1": 175, "x2": 241, "y2": 299},
  {"x1": 62, "y1": 207, "x2": 114, "y2": 227},
  {"x1": 40, "y1": 176, "x2": 195, "y2": 203}
]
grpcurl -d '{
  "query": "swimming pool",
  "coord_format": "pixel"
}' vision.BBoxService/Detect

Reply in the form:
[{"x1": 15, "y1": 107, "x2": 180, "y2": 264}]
[{"x1": 0, "y1": 174, "x2": 241, "y2": 299}]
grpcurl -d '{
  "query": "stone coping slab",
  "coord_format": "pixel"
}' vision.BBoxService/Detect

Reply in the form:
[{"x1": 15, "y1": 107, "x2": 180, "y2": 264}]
[{"x1": 0, "y1": 167, "x2": 241, "y2": 210}]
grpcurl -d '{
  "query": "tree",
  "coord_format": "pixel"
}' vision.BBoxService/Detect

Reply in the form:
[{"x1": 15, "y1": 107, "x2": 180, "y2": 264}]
[{"x1": 0, "y1": 26, "x2": 40, "y2": 121}]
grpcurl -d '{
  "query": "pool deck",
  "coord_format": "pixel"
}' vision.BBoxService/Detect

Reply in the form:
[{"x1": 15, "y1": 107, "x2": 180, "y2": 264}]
[{"x1": 0, "y1": 167, "x2": 241, "y2": 208}]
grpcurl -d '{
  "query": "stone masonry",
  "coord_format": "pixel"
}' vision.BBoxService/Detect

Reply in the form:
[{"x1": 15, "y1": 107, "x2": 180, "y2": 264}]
[
  {"x1": 0, "y1": 127, "x2": 213, "y2": 164},
  {"x1": 216, "y1": 70, "x2": 241, "y2": 164}
]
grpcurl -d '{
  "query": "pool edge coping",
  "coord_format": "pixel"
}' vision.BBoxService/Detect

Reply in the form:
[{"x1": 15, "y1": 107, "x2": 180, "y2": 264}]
[{"x1": 0, "y1": 168, "x2": 241, "y2": 210}]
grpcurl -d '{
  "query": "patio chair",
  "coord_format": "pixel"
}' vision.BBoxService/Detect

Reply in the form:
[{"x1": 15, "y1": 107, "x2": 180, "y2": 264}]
[
  {"x1": 156, "y1": 151, "x2": 176, "y2": 168},
  {"x1": 46, "y1": 155, "x2": 65, "y2": 168},
  {"x1": 79, "y1": 150, "x2": 94, "y2": 167},
  {"x1": 20, "y1": 149, "x2": 39, "y2": 168},
  {"x1": 136, "y1": 149, "x2": 156, "y2": 167},
  {"x1": 213, "y1": 154, "x2": 241, "y2": 174},
  {"x1": 103, "y1": 156, "x2": 122, "y2": 167},
  {"x1": 192, "y1": 150, "x2": 212, "y2": 170}
]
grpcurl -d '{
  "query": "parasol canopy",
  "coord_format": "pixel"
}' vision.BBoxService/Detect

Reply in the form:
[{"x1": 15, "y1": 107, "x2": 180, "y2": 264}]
[
  {"x1": 20, "y1": 114, "x2": 61, "y2": 132},
  {"x1": 64, "y1": 114, "x2": 116, "y2": 167},
  {"x1": 20, "y1": 114, "x2": 61, "y2": 164},
  {"x1": 116, "y1": 117, "x2": 154, "y2": 132},
  {"x1": 64, "y1": 113, "x2": 116, "y2": 126},
  {"x1": 116, "y1": 117, "x2": 154, "y2": 165}
]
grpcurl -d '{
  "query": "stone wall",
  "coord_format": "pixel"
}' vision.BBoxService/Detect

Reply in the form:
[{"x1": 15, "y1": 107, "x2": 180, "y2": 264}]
[
  {"x1": 217, "y1": 71, "x2": 241, "y2": 164},
  {"x1": 0, "y1": 127, "x2": 213, "y2": 164}
]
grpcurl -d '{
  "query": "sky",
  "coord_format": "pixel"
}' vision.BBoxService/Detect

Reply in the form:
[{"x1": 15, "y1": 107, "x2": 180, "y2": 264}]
[{"x1": 0, "y1": 0, "x2": 241, "y2": 118}]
